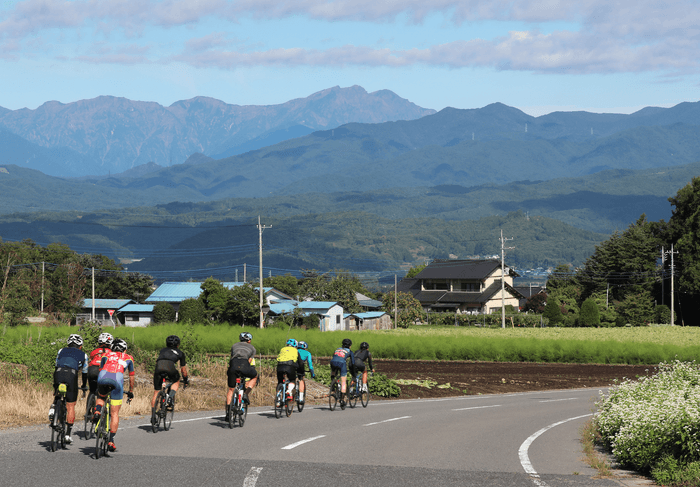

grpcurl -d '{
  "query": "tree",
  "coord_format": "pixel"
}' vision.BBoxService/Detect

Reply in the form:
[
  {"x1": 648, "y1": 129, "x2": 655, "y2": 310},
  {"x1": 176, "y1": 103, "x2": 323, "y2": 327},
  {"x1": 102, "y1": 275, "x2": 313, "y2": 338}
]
[
  {"x1": 199, "y1": 277, "x2": 230, "y2": 322},
  {"x1": 546, "y1": 264, "x2": 581, "y2": 316},
  {"x1": 227, "y1": 283, "x2": 259, "y2": 326},
  {"x1": 542, "y1": 297, "x2": 563, "y2": 326},
  {"x1": 178, "y1": 298, "x2": 206, "y2": 324},
  {"x1": 263, "y1": 274, "x2": 299, "y2": 298},
  {"x1": 615, "y1": 290, "x2": 655, "y2": 326},
  {"x1": 381, "y1": 291, "x2": 423, "y2": 328},
  {"x1": 579, "y1": 298, "x2": 600, "y2": 327},
  {"x1": 299, "y1": 270, "x2": 364, "y2": 313},
  {"x1": 405, "y1": 263, "x2": 427, "y2": 278},
  {"x1": 153, "y1": 302, "x2": 176, "y2": 323},
  {"x1": 524, "y1": 292, "x2": 547, "y2": 313}
]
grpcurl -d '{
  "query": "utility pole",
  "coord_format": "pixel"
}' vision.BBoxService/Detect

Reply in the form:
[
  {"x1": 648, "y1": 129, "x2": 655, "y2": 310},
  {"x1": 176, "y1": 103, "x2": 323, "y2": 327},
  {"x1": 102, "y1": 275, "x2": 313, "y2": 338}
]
[
  {"x1": 91, "y1": 267, "x2": 95, "y2": 322},
  {"x1": 500, "y1": 229, "x2": 514, "y2": 329},
  {"x1": 244, "y1": 263, "x2": 246, "y2": 282},
  {"x1": 661, "y1": 247, "x2": 665, "y2": 306},
  {"x1": 41, "y1": 262, "x2": 45, "y2": 313},
  {"x1": 257, "y1": 216, "x2": 272, "y2": 329},
  {"x1": 394, "y1": 274, "x2": 398, "y2": 329},
  {"x1": 665, "y1": 245, "x2": 678, "y2": 325}
]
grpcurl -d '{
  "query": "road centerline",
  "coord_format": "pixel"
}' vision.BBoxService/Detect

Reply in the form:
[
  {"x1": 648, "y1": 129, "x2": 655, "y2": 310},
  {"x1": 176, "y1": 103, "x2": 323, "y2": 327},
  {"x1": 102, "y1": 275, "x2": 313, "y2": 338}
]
[
  {"x1": 452, "y1": 404, "x2": 502, "y2": 411},
  {"x1": 363, "y1": 416, "x2": 411, "y2": 426},
  {"x1": 281, "y1": 435, "x2": 326, "y2": 450},
  {"x1": 538, "y1": 398, "x2": 577, "y2": 403}
]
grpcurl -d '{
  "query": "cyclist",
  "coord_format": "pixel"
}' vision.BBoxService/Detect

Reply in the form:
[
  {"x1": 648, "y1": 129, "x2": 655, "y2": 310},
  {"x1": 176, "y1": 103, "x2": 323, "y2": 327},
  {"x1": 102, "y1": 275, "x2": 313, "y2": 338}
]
[
  {"x1": 87, "y1": 332, "x2": 113, "y2": 396},
  {"x1": 225, "y1": 331, "x2": 258, "y2": 422},
  {"x1": 330, "y1": 338, "x2": 355, "y2": 397},
  {"x1": 50, "y1": 333, "x2": 88, "y2": 445},
  {"x1": 354, "y1": 341, "x2": 375, "y2": 392},
  {"x1": 275, "y1": 338, "x2": 304, "y2": 405},
  {"x1": 151, "y1": 335, "x2": 189, "y2": 424},
  {"x1": 94, "y1": 338, "x2": 135, "y2": 452},
  {"x1": 296, "y1": 341, "x2": 315, "y2": 404}
]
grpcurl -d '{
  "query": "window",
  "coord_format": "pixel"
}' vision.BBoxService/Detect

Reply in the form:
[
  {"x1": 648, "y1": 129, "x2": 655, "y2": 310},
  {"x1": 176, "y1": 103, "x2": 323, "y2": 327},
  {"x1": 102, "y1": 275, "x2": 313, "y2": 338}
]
[
  {"x1": 459, "y1": 282, "x2": 479, "y2": 292},
  {"x1": 424, "y1": 279, "x2": 449, "y2": 290},
  {"x1": 336, "y1": 315, "x2": 340, "y2": 324}
]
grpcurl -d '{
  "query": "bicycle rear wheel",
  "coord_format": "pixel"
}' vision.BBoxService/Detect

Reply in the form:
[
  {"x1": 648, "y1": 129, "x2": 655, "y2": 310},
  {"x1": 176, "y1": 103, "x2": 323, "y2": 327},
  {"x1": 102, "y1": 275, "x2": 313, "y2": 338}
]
[
  {"x1": 58, "y1": 402, "x2": 67, "y2": 449},
  {"x1": 50, "y1": 400, "x2": 59, "y2": 452},
  {"x1": 95, "y1": 412, "x2": 107, "y2": 459},
  {"x1": 152, "y1": 391, "x2": 164, "y2": 433},
  {"x1": 163, "y1": 397, "x2": 174, "y2": 431},
  {"x1": 285, "y1": 391, "x2": 293, "y2": 417},
  {"x1": 274, "y1": 384, "x2": 285, "y2": 418},
  {"x1": 328, "y1": 382, "x2": 338, "y2": 411},
  {"x1": 83, "y1": 393, "x2": 96, "y2": 439},
  {"x1": 361, "y1": 389, "x2": 370, "y2": 407},
  {"x1": 228, "y1": 395, "x2": 237, "y2": 429}
]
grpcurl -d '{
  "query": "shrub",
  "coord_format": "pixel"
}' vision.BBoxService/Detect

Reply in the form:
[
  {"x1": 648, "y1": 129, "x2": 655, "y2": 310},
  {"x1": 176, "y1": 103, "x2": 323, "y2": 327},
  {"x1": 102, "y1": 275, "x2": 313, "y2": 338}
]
[
  {"x1": 654, "y1": 305, "x2": 671, "y2": 325},
  {"x1": 78, "y1": 320, "x2": 104, "y2": 350},
  {"x1": 178, "y1": 298, "x2": 206, "y2": 324},
  {"x1": 543, "y1": 297, "x2": 563, "y2": 325},
  {"x1": 153, "y1": 302, "x2": 176, "y2": 323}
]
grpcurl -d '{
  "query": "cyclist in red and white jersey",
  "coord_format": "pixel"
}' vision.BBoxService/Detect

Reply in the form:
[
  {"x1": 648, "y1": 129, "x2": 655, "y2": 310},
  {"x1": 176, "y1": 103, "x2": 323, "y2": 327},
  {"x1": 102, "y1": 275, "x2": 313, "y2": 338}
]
[{"x1": 87, "y1": 332, "x2": 113, "y2": 396}]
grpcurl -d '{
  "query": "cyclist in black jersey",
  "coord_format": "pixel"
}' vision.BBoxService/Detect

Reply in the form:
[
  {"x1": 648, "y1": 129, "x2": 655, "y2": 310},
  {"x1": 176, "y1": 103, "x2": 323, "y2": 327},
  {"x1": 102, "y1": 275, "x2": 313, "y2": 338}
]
[
  {"x1": 354, "y1": 342, "x2": 375, "y2": 392},
  {"x1": 151, "y1": 335, "x2": 189, "y2": 424}
]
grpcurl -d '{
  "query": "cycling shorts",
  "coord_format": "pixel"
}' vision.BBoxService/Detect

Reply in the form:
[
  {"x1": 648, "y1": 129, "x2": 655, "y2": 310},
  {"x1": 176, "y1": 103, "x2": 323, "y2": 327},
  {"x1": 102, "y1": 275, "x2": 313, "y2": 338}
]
[
  {"x1": 227, "y1": 358, "x2": 257, "y2": 388},
  {"x1": 97, "y1": 370, "x2": 125, "y2": 405},
  {"x1": 154, "y1": 359, "x2": 179, "y2": 390},
  {"x1": 330, "y1": 360, "x2": 348, "y2": 377},
  {"x1": 354, "y1": 363, "x2": 366, "y2": 373},
  {"x1": 276, "y1": 364, "x2": 298, "y2": 383},
  {"x1": 54, "y1": 367, "x2": 80, "y2": 403},
  {"x1": 87, "y1": 365, "x2": 100, "y2": 395}
]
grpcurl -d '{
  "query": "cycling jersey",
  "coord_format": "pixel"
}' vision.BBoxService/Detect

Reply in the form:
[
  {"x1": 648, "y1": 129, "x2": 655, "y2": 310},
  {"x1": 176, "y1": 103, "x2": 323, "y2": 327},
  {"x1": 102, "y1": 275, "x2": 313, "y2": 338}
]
[
  {"x1": 330, "y1": 347, "x2": 355, "y2": 377},
  {"x1": 297, "y1": 349, "x2": 315, "y2": 376},
  {"x1": 55, "y1": 346, "x2": 89, "y2": 373},
  {"x1": 54, "y1": 345, "x2": 88, "y2": 403},
  {"x1": 354, "y1": 349, "x2": 373, "y2": 370},
  {"x1": 231, "y1": 341, "x2": 256, "y2": 361},
  {"x1": 99, "y1": 351, "x2": 135, "y2": 376},
  {"x1": 98, "y1": 351, "x2": 134, "y2": 405},
  {"x1": 89, "y1": 347, "x2": 111, "y2": 367},
  {"x1": 156, "y1": 347, "x2": 187, "y2": 366},
  {"x1": 276, "y1": 346, "x2": 300, "y2": 365}
]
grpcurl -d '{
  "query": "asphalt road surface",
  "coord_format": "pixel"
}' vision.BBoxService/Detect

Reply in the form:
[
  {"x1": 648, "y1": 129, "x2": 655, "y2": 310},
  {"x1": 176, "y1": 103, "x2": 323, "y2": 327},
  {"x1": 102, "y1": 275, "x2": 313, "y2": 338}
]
[{"x1": 0, "y1": 387, "x2": 629, "y2": 487}]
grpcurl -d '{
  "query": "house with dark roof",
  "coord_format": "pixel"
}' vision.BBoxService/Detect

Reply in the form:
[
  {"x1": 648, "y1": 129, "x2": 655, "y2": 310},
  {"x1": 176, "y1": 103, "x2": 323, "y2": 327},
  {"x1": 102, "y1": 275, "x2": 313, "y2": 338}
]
[
  {"x1": 513, "y1": 285, "x2": 547, "y2": 310},
  {"x1": 398, "y1": 259, "x2": 524, "y2": 314}
]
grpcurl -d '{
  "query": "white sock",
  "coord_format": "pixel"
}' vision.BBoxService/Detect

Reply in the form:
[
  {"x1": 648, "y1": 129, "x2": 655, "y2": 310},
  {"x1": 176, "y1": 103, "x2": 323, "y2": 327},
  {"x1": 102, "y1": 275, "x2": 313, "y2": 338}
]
[{"x1": 299, "y1": 392, "x2": 304, "y2": 401}]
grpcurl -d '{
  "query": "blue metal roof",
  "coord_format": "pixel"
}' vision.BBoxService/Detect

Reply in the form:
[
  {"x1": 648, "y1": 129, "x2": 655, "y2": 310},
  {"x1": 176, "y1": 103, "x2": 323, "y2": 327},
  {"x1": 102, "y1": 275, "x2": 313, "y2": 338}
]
[
  {"x1": 119, "y1": 304, "x2": 154, "y2": 313},
  {"x1": 82, "y1": 299, "x2": 133, "y2": 309},
  {"x1": 146, "y1": 282, "x2": 247, "y2": 302},
  {"x1": 269, "y1": 300, "x2": 339, "y2": 315},
  {"x1": 346, "y1": 312, "x2": 388, "y2": 319}
]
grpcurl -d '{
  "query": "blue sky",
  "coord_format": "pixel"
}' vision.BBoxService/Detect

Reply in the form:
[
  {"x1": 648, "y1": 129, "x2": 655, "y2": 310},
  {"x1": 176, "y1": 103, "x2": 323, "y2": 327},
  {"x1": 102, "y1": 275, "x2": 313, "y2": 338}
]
[{"x1": 1, "y1": 0, "x2": 699, "y2": 116}]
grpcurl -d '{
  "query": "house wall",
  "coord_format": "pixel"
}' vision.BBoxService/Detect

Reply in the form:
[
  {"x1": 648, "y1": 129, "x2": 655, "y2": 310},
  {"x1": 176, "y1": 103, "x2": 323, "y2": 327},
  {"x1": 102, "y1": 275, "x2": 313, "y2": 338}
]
[{"x1": 123, "y1": 313, "x2": 153, "y2": 327}]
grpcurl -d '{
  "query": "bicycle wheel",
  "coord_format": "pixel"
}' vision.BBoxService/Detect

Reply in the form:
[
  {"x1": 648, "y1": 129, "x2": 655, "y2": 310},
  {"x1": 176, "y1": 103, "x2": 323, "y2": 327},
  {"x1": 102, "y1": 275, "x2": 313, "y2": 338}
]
[
  {"x1": 152, "y1": 391, "x2": 164, "y2": 433},
  {"x1": 163, "y1": 397, "x2": 174, "y2": 431},
  {"x1": 360, "y1": 388, "x2": 370, "y2": 407},
  {"x1": 296, "y1": 390, "x2": 305, "y2": 413},
  {"x1": 228, "y1": 395, "x2": 236, "y2": 429},
  {"x1": 58, "y1": 401, "x2": 67, "y2": 449},
  {"x1": 50, "y1": 399, "x2": 59, "y2": 452},
  {"x1": 285, "y1": 391, "x2": 293, "y2": 417},
  {"x1": 274, "y1": 384, "x2": 285, "y2": 419},
  {"x1": 347, "y1": 382, "x2": 358, "y2": 409},
  {"x1": 339, "y1": 387, "x2": 346, "y2": 410},
  {"x1": 238, "y1": 399, "x2": 247, "y2": 427},
  {"x1": 83, "y1": 393, "x2": 96, "y2": 439},
  {"x1": 328, "y1": 382, "x2": 338, "y2": 411},
  {"x1": 94, "y1": 411, "x2": 107, "y2": 459}
]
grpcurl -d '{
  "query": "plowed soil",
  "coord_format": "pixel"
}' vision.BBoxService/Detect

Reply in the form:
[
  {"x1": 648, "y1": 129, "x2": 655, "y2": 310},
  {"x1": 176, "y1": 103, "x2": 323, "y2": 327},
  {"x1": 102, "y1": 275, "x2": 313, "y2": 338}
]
[{"x1": 321, "y1": 359, "x2": 656, "y2": 399}]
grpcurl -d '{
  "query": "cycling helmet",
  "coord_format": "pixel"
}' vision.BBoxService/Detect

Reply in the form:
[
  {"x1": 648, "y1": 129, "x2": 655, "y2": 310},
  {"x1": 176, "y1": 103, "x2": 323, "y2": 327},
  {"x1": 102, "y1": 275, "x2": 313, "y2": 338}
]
[
  {"x1": 166, "y1": 335, "x2": 180, "y2": 348},
  {"x1": 111, "y1": 338, "x2": 127, "y2": 352},
  {"x1": 360, "y1": 341, "x2": 369, "y2": 350},
  {"x1": 98, "y1": 332, "x2": 114, "y2": 346},
  {"x1": 297, "y1": 341, "x2": 308, "y2": 350},
  {"x1": 67, "y1": 334, "x2": 84, "y2": 347},
  {"x1": 342, "y1": 338, "x2": 352, "y2": 348},
  {"x1": 240, "y1": 332, "x2": 253, "y2": 342},
  {"x1": 286, "y1": 338, "x2": 298, "y2": 348}
]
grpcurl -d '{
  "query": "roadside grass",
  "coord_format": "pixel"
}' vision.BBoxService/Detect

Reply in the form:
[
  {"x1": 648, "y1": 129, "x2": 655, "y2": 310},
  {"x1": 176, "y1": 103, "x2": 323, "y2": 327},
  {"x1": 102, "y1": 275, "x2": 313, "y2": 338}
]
[{"x1": 580, "y1": 419, "x2": 613, "y2": 478}]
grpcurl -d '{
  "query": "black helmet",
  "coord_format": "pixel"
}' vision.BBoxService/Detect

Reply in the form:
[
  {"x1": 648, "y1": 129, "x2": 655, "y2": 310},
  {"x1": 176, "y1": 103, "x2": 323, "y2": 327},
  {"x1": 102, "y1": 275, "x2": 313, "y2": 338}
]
[
  {"x1": 166, "y1": 335, "x2": 180, "y2": 348},
  {"x1": 360, "y1": 342, "x2": 369, "y2": 350},
  {"x1": 240, "y1": 332, "x2": 253, "y2": 342},
  {"x1": 112, "y1": 339, "x2": 127, "y2": 352},
  {"x1": 342, "y1": 338, "x2": 352, "y2": 348}
]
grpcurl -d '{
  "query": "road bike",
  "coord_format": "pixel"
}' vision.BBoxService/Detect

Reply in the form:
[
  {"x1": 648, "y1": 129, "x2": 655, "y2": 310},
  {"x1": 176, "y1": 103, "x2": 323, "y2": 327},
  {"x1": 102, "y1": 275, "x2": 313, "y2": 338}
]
[
  {"x1": 274, "y1": 373, "x2": 294, "y2": 418},
  {"x1": 328, "y1": 370, "x2": 346, "y2": 411},
  {"x1": 94, "y1": 389, "x2": 112, "y2": 459},
  {"x1": 227, "y1": 374, "x2": 247, "y2": 428},
  {"x1": 83, "y1": 390, "x2": 97, "y2": 439},
  {"x1": 49, "y1": 383, "x2": 68, "y2": 452},
  {"x1": 348, "y1": 371, "x2": 371, "y2": 408},
  {"x1": 152, "y1": 375, "x2": 182, "y2": 433},
  {"x1": 294, "y1": 377, "x2": 305, "y2": 413}
]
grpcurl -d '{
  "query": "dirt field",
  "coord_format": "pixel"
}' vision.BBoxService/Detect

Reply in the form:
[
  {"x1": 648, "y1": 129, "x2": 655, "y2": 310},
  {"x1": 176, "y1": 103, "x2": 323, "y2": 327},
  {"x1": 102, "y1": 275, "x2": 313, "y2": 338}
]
[{"x1": 322, "y1": 359, "x2": 657, "y2": 400}]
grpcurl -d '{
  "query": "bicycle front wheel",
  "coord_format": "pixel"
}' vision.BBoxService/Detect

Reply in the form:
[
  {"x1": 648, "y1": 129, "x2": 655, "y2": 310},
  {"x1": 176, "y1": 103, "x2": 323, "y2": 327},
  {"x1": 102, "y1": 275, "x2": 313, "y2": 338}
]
[
  {"x1": 83, "y1": 393, "x2": 96, "y2": 439},
  {"x1": 297, "y1": 393, "x2": 305, "y2": 413},
  {"x1": 274, "y1": 384, "x2": 285, "y2": 419}
]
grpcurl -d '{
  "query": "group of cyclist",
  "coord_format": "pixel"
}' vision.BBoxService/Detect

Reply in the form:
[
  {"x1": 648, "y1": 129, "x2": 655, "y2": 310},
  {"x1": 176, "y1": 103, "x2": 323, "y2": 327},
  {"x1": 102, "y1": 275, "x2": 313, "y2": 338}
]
[
  {"x1": 50, "y1": 331, "x2": 187, "y2": 453},
  {"x1": 50, "y1": 330, "x2": 375, "y2": 451}
]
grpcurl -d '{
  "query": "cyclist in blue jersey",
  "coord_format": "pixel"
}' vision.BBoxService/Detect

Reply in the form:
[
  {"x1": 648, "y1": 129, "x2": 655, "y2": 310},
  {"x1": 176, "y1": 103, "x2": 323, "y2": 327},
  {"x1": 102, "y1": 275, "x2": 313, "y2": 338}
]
[
  {"x1": 296, "y1": 341, "x2": 315, "y2": 404},
  {"x1": 330, "y1": 338, "x2": 355, "y2": 396},
  {"x1": 50, "y1": 333, "x2": 88, "y2": 445}
]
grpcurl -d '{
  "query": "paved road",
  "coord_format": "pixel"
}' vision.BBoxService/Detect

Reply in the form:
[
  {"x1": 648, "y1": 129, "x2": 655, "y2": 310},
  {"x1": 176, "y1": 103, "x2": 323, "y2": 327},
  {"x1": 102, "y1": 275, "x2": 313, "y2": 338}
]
[{"x1": 0, "y1": 388, "x2": 629, "y2": 486}]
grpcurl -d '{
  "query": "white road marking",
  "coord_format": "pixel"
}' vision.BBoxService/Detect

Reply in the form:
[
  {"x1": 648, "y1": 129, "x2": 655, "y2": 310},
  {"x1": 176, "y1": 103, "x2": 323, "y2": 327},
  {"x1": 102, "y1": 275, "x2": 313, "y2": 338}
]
[
  {"x1": 452, "y1": 404, "x2": 502, "y2": 411},
  {"x1": 243, "y1": 466, "x2": 263, "y2": 487},
  {"x1": 518, "y1": 413, "x2": 592, "y2": 487},
  {"x1": 363, "y1": 416, "x2": 411, "y2": 426},
  {"x1": 538, "y1": 398, "x2": 577, "y2": 403},
  {"x1": 281, "y1": 435, "x2": 326, "y2": 450}
]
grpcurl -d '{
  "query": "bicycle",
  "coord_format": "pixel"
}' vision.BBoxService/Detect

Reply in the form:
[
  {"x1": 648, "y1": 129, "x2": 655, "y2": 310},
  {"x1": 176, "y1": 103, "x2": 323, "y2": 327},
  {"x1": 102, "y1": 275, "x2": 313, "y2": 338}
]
[
  {"x1": 94, "y1": 388, "x2": 112, "y2": 459},
  {"x1": 294, "y1": 378, "x2": 305, "y2": 413},
  {"x1": 328, "y1": 371, "x2": 346, "y2": 411},
  {"x1": 152, "y1": 375, "x2": 182, "y2": 433},
  {"x1": 348, "y1": 371, "x2": 372, "y2": 408},
  {"x1": 227, "y1": 374, "x2": 248, "y2": 428},
  {"x1": 49, "y1": 383, "x2": 68, "y2": 452},
  {"x1": 274, "y1": 373, "x2": 294, "y2": 418},
  {"x1": 83, "y1": 390, "x2": 97, "y2": 439}
]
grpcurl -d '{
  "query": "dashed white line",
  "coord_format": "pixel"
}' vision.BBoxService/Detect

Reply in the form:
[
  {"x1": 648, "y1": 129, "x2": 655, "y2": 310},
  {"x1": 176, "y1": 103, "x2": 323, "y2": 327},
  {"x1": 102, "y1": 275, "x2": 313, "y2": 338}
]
[
  {"x1": 539, "y1": 398, "x2": 577, "y2": 403},
  {"x1": 363, "y1": 416, "x2": 411, "y2": 426},
  {"x1": 243, "y1": 466, "x2": 263, "y2": 487},
  {"x1": 452, "y1": 404, "x2": 502, "y2": 411},
  {"x1": 518, "y1": 413, "x2": 592, "y2": 487},
  {"x1": 281, "y1": 435, "x2": 326, "y2": 450}
]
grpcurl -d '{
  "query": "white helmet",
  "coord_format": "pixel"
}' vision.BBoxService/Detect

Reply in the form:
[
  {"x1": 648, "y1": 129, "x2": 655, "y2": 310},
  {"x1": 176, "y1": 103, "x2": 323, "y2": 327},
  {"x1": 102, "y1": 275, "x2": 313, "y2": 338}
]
[
  {"x1": 67, "y1": 334, "x2": 84, "y2": 347},
  {"x1": 98, "y1": 332, "x2": 114, "y2": 346}
]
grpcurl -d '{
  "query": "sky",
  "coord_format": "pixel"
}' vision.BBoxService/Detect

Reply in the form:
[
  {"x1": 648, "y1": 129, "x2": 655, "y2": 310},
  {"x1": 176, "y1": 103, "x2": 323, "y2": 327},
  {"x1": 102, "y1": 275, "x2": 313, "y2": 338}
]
[{"x1": 1, "y1": 0, "x2": 699, "y2": 116}]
